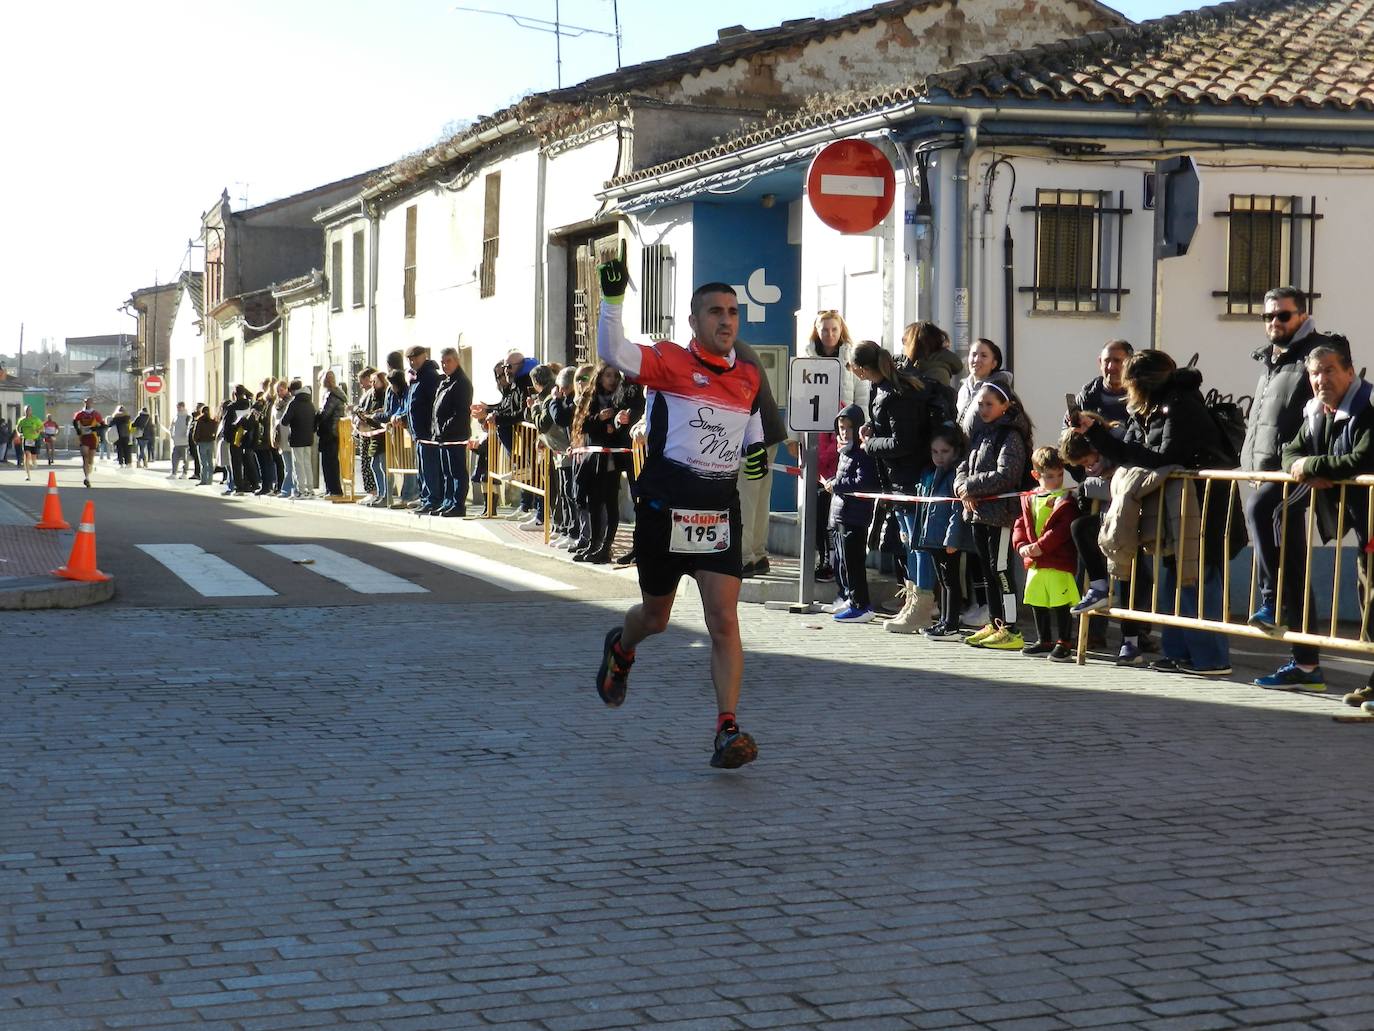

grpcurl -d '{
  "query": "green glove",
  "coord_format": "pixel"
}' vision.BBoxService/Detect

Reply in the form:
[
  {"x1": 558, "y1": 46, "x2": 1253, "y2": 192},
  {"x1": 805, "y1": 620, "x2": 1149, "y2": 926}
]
[
  {"x1": 743, "y1": 442, "x2": 768, "y2": 481},
  {"x1": 597, "y1": 256, "x2": 629, "y2": 304}
]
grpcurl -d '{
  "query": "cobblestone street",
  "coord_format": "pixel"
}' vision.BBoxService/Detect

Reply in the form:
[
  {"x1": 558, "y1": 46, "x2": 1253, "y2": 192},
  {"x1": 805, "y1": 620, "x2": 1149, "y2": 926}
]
[{"x1": 5, "y1": 593, "x2": 1374, "y2": 1031}]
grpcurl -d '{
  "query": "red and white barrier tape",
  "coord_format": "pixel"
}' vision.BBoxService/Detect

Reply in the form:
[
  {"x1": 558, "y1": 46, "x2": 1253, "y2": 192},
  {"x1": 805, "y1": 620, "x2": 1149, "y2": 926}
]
[
  {"x1": 852, "y1": 488, "x2": 1042, "y2": 504},
  {"x1": 570, "y1": 446, "x2": 634, "y2": 455},
  {"x1": 770, "y1": 462, "x2": 803, "y2": 476}
]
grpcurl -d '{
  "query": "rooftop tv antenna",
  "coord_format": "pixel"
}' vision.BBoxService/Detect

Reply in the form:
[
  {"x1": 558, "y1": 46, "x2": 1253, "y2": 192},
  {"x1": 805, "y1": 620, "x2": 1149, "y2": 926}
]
[{"x1": 453, "y1": 2, "x2": 622, "y2": 88}]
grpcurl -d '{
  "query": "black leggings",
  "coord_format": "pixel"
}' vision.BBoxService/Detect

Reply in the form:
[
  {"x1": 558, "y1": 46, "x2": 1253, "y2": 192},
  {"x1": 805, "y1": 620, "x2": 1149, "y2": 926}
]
[
  {"x1": 1031, "y1": 605, "x2": 1072, "y2": 646},
  {"x1": 925, "y1": 548, "x2": 963, "y2": 628},
  {"x1": 1071, "y1": 512, "x2": 1107, "y2": 582},
  {"x1": 581, "y1": 468, "x2": 621, "y2": 556},
  {"x1": 972, "y1": 523, "x2": 1018, "y2": 630}
]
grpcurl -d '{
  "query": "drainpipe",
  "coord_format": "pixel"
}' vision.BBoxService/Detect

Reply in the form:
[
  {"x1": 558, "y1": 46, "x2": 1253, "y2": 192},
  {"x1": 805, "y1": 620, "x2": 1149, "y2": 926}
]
[
  {"x1": 952, "y1": 110, "x2": 982, "y2": 355},
  {"x1": 532, "y1": 147, "x2": 548, "y2": 360},
  {"x1": 366, "y1": 199, "x2": 380, "y2": 369}
]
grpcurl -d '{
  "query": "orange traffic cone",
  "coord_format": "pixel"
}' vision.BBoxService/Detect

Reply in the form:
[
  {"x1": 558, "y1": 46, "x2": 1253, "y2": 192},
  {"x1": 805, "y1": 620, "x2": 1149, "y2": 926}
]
[
  {"x1": 35, "y1": 472, "x2": 70, "y2": 530},
  {"x1": 53, "y1": 501, "x2": 110, "y2": 582}
]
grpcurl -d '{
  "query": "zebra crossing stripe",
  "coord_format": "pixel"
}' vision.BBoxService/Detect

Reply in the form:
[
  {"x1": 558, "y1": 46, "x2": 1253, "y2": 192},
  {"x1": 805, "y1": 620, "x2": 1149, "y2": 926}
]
[
  {"x1": 375, "y1": 541, "x2": 575, "y2": 593},
  {"x1": 136, "y1": 544, "x2": 277, "y2": 597},
  {"x1": 259, "y1": 544, "x2": 427, "y2": 594}
]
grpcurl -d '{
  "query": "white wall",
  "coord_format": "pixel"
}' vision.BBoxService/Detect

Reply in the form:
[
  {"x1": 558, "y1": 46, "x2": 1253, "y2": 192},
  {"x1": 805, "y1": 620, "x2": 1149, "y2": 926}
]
[
  {"x1": 375, "y1": 146, "x2": 541, "y2": 404},
  {"x1": 165, "y1": 289, "x2": 203, "y2": 412},
  {"x1": 284, "y1": 299, "x2": 326, "y2": 384},
  {"x1": 324, "y1": 217, "x2": 370, "y2": 371}
]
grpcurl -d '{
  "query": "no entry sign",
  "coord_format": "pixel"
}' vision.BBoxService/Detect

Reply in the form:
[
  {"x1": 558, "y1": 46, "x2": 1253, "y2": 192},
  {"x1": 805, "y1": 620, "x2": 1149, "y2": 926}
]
[
  {"x1": 806, "y1": 139, "x2": 896, "y2": 234},
  {"x1": 144, "y1": 374, "x2": 163, "y2": 394}
]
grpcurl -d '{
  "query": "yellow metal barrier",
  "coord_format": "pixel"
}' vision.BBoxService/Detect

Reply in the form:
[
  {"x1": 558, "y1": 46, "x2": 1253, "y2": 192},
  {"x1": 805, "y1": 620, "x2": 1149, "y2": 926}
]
[
  {"x1": 632, "y1": 436, "x2": 646, "y2": 479},
  {"x1": 1078, "y1": 469, "x2": 1374, "y2": 662},
  {"x1": 484, "y1": 420, "x2": 552, "y2": 542},
  {"x1": 333, "y1": 417, "x2": 357, "y2": 504},
  {"x1": 384, "y1": 423, "x2": 417, "y2": 504}
]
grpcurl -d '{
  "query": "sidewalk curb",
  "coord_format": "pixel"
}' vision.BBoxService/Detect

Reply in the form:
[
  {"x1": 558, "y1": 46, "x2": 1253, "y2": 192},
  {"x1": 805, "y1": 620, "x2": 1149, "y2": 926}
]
[{"x1": 0, "y1": 574, "x2": 115, "y2": 610}]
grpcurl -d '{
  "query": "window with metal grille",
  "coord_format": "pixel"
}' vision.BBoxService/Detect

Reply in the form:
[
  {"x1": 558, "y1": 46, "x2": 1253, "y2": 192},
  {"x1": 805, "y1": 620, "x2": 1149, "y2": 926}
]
[
  {"x1": 1021, "y1": 189, "x2": 1130, "y2": 313},
  {"x1": 639, "y1": 244, "x2": 674, "y2": 337},
  {"x1": 1212, "y1": 195, "x2": 1322, "y2": 314},
  {"x1": 403, "y1": 206, "x2": 417, "y2": 318},
  {"x1": 351, "y1": 230, "x2": 365, "y2": 308},
  {"x1": 480, "y1": 173, "x2": 500, "y2": 299},
  {"x1": 330, "y1": 240, "x2": 344, "y2": 312}
]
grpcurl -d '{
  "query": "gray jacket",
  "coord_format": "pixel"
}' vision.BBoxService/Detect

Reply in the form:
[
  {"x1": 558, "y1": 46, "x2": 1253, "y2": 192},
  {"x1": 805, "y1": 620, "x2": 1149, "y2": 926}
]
[
  {"x1": 954, "y1": 406, "x2": 1032, "y2": 528},
  {"x1": 1239, "y1": 319, "x2": 1334, "y2": 471}
]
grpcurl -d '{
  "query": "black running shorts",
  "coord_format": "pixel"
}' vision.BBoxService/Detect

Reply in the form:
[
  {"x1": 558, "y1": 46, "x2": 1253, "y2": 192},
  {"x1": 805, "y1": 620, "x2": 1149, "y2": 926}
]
[{"x1": 634, "y1": 496, "x2": 743, "y2": 598}]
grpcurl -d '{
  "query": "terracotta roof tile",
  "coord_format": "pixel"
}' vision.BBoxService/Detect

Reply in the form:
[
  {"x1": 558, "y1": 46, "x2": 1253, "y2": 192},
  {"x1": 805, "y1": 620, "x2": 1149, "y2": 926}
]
[
  {"x1": 607, "y1": 0, "x2": 1374, "y2": 192},
  {"x1": 933, "y1": 0, "x2": 1374, "y2": 110}
]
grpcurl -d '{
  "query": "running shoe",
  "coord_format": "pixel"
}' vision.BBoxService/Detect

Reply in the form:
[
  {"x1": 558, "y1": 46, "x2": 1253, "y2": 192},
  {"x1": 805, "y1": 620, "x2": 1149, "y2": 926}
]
[
  {"x1": 1182, "y1": 663, "x2": 1233, "y2": 678},
  {"x1": 922, "y1": 622, "x2": 964, "y2": 641},
  {"x1": 1149, "y1": 658, "x2": 1185, "y2": 673},
  {"x1": 1021, "y1": 641, "x2": 1053, "y2": 656},
  {"x1": 833, "y1": 606, "x2": 875, "y2": 623},
  {"x1": 1048, "y1": 643, "x2": 1075, "y2": 662},
  {"x1": 709, "y1": 721, "x2": 758, "y2": 769},
  {"x1": 1070, "y1": 587, "x2": 1112, "y2": 616},
  {"x1": 1254, "y1": 661, "x2": 1324, "y2": 692},
  {"x1": 595, "y1": 627, "x2": 633, "y2": 707},
  {"x1": 1247, "y1": 604, "x2": 1286, "y2": 636},
  {"x1": 1116, "y1": 641, "x2": 1142, "y2": 666},
  {"x1": 978, "y1": 624, "x2": 1025, "y2": 651},
  {"x1": 964, "y1": 622, "x2": 999, "y2": 646}
]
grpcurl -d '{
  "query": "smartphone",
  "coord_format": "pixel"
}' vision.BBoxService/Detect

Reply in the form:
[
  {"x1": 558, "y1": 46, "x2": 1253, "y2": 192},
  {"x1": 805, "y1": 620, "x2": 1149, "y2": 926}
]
[{"x1": 1065, "y1": 392, "x2": 1082, "y2": 423}]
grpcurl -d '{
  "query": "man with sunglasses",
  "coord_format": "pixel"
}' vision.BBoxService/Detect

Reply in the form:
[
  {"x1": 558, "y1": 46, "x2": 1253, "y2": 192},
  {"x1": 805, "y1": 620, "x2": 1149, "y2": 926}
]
[{"x1": 1242, "y1": 287, "x2": 1352, "y2": 688}]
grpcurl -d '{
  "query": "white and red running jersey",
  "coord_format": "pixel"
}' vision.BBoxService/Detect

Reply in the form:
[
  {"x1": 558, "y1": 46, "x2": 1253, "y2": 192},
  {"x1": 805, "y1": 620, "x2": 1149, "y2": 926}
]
[{"x1": 599, "y1": 300, "x2": 762, "y2": 508}]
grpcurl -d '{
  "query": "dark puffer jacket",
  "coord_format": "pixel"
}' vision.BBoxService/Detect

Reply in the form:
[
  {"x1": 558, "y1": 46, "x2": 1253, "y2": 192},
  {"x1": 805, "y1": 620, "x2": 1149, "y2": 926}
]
[
  {"x1": 1240, "y1": 320, "x2": 1346, "y2": 471},
  {"x1": 1086, "y1": 367, "x2": 1240, "y2": 563},
  {"x1": 863, "y1": 377, "x2": 931, "y2": 493},
  {"x1": 432, "y1": 367, "x2": 475, "y2": 443},
  {"x1": 955, "y1": 406, "x2": 1032, "y2": 527}
]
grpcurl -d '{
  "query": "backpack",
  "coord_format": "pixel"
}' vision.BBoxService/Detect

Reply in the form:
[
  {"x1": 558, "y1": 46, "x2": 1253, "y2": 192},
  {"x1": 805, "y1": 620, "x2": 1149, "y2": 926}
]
[{"x1": 1184, "y1": 353, "x2": 1248, "y2": 467}]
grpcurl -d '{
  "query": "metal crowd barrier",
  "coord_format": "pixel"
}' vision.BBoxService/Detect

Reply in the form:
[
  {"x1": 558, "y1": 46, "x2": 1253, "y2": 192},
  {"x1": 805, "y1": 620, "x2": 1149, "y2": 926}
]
[
  {"x1": 334, "y1": 418, "x2": 357, "y2": 503},
  {"x1": 385, "y1": 423, "x2": 417, "y2": 503},
  {"x1": 484, "y1": 419, "x2": 551, "y2": 541},
  {"x1": 1078, "y1": 468, "x2": 1374, "y2": 663},
  {"x1": 632, "y1": 436, "x2": 646, "y2": 479}
]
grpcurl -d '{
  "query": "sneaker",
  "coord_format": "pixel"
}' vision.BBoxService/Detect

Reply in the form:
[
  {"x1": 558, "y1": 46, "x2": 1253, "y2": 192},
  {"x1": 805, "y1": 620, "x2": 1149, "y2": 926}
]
[
  {"x1": 1247, "y1": 604, "x2": 1286, "y2": 636},
  {"x1": 978, "y1": 624, "x2": 1026, "y2": 651},
  {"x1": 741, "y1": 560, "x2": 759, "y2": 578},
  {"x1": 965, "y1": 622, "x2": 999, "y2": 646},
  {"x1": 710, "y1": 721, "x2": 758, "y2": 769},
  {"x1": 751, "y1": 557, "x2": 770, "y2": 575},
  {"x1": 814, "y1": 563, "x2": 834, "y2": 583},
  {"x1": 518, "y1": 515, "x2": 542, "y2": 530},
  {"x1": 1021, "y1": 641, "x2": 1053, "y2": 656},
  {"x1": 1343, "y1": 685, "x2": 1374, "y2": 708},
  {"x1": 1149, "y1": 658, "x2": 1185, "y2": 673},
  {"x1": 922, "y1": 622, "x2": 964, "y2": 641},
  {"x1": 833, "y1": 606, "x2": 875, "y2": 623},
  {"x1": 1182, "y1": 663, "x2": 1233, "y2": 677},
  {"x1": 1070, "y1": 587, "x2": 1112, "y2": 616},
  {"x1": 959, "y1": 603, "x2": 989, "y2": 627},
  {"x1": 823, "y1": 597, "x2": 851, "y2": 614},
  {"x1": 1362, "y1": 701, "x2": 1374, "y2": 716},
  {"x1": 614, "y1": 549, "x2": 637, "y2": 567},
  {"x1": 1116, "y1": 641, "x2": 1142, "y2": 666},
  {"x1": 595, "y1": 627, "x2": 633, "y2": 707},
  {"x1": 1254, "y1": 661, "x2": 1325, "y2": 692},
  {"x1": 505, "y1": 508, "x2": 531, "y2": 521},
  {"x1": 1048, "y1": 643, "x2": 1075, "y2": 662}
]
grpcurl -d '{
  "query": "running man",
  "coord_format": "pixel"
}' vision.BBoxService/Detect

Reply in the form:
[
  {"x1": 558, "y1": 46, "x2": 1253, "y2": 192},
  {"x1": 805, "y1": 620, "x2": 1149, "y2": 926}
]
[
  {"x1": 72, "y1": 398, "x2": 105, "y2": 488},
  {"x1": 593, "y1": 256, "x2": 769, "y2": 769},
  {"x1": 15, "y1": 406, "x2": 42, "y2": 481}
]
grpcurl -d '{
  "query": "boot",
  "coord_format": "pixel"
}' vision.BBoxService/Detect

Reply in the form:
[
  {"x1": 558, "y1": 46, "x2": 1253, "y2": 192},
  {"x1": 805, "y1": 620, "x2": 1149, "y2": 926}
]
[{"x1": 885, "y1": 586, "x2": 935, "y2": 634}]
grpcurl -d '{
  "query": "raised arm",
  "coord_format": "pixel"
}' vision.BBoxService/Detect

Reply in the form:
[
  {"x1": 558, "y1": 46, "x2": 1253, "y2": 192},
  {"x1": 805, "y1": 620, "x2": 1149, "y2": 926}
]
[{"x1": 595, "y1": 257, "x2": 643, "y2": 378}]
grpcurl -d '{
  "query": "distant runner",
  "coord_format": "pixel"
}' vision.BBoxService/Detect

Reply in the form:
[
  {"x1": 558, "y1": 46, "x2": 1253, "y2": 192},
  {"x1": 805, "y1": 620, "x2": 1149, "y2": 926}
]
[
  {"x1": 16, "y1": 406, "x2": 42, "y2": 482},
  {"x1": 72, "y1": 398, "x2": 104, "y2": 488},
  {"x1": 593, "y1": 255, "x2": 768, "y2": 769}
]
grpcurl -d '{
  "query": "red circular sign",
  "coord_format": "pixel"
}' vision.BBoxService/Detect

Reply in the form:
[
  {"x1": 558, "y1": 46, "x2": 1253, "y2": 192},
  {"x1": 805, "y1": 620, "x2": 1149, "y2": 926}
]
[
  {"x1": 806, "y1": 139, "x2": 897, "y2": 234},
  {"x1": 144, "y1": 374, "x2": 163, "y2": 394}
]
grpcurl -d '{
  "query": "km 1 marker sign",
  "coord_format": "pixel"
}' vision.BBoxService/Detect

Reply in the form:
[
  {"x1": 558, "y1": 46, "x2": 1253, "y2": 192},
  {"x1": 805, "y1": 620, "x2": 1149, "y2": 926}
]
[
  {"x1": 806, "y1": 139, "x2": 896, "y2": 234},
  {"x1": 787, "y1": 356, "x2": 842, "y2": 433}
]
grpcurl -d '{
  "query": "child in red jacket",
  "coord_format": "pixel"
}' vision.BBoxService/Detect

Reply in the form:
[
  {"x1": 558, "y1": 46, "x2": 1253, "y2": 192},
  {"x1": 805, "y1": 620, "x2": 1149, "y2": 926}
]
[{"x1": 1012, "y1": 446, "x2": 1082, "y2": 660}]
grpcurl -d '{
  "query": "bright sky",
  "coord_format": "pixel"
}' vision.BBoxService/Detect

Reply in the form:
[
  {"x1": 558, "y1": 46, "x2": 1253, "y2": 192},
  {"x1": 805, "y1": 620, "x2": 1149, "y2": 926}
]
[{"x1": 0, "y1": 0, "x2": 1190, "y2": 352}]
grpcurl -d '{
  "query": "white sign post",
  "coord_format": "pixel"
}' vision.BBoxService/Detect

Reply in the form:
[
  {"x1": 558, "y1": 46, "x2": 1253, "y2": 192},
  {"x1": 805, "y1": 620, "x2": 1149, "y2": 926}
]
[{"x1": 784, "y1": 356, "x2": 843, "y2": 611}]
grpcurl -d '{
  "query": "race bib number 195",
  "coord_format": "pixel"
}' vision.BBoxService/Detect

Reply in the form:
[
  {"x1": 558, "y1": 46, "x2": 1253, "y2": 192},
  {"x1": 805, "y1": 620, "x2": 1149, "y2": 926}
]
[{"x1": 669, "y1": 509, "x2": 730, "y2": 554}]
